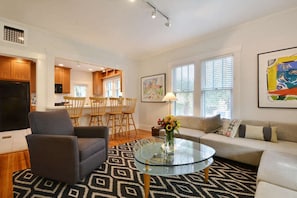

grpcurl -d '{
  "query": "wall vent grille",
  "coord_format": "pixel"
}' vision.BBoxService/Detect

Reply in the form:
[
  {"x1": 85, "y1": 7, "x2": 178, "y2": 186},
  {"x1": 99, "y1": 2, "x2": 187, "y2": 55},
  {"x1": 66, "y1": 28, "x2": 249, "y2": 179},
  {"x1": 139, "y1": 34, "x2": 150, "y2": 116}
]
[{"x1": 3, "y1": 25, "x2": 25, "y2": 44}]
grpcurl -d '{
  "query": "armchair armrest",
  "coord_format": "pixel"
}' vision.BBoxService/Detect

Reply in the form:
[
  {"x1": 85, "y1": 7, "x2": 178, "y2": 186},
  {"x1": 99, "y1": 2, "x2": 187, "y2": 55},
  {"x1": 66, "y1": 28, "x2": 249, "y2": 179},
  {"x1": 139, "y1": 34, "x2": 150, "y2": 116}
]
[
  {"x1": 74, "y1": 126, "x2": 109, "y2": 159},
  {"x1": 74, "y1": 126, "x2": 109, "y2": 139},
  {"x1": 26, "y1": 134, "x2": 80, "y2": 184}
]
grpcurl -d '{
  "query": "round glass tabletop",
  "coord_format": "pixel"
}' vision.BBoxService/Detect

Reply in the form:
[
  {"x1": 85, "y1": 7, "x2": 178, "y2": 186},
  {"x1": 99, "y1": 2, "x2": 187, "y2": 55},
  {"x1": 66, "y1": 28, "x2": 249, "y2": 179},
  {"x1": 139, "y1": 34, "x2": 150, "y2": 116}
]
[{"x1": 134, "y1": 137, "x2": 216, "y2": 176}]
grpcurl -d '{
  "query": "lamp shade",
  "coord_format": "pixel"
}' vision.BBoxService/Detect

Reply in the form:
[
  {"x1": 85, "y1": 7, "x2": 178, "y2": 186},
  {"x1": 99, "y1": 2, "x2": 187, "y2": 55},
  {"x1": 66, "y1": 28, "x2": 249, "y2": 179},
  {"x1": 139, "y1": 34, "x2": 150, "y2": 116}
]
[{"x1": 162, "y1": 92, "x2": 177, "y2": 102}]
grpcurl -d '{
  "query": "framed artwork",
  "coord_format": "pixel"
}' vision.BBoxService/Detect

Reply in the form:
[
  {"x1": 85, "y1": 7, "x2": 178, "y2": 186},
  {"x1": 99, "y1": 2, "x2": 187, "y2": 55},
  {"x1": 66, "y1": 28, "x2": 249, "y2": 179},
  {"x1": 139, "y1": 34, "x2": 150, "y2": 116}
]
[
  {"x1": 141, "y1": 73, "x2": 166, "y2": 102},
  {"x1": 258, "y1": 46, "x2": 297, "y2": 108}
]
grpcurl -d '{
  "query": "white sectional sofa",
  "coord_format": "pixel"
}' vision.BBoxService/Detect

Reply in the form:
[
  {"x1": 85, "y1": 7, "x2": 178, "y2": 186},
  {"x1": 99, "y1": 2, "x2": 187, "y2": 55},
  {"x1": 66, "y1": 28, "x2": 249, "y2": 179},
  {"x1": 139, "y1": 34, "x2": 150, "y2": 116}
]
[{"x1": 175, "y1": 115, "x2": 297, "y2": 197}]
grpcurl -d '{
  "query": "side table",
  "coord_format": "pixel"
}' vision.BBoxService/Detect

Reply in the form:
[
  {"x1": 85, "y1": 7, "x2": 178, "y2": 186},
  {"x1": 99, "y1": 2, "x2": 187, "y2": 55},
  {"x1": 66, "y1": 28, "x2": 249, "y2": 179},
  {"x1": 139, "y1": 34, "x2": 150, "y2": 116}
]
[{"x1": 151, "y1": 126, "x2": 163, "y2": 136}]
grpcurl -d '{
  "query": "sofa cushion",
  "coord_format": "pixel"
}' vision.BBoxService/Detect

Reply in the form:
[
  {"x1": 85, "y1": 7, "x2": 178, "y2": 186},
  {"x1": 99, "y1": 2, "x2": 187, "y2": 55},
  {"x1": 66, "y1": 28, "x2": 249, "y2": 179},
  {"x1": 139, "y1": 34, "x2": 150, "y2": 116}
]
[
  {"x1": 175, "y1": 127, "x2": 205, "y2": 142},
  {"x1": 257, "y1": 151, "x2": 297, "y2": 192},
  {"x1": 264, "y1": 140, "x2": 297, "y2": 155},
  {"x1": 241, "y1": 120, "x2": 270, "y2": 127},
  {"x1": 200, "y1": 133, "x2": 264, "y2": 166},
  {"x1": 238, "y1": 124, "x2": 278, "y2": 142},
  {"x1": 255, "y1": 181, "x2": 297, "y2": 198},
  {"x1": 218, "y1": 119, "x2": 241, "y2": 138},
  {"x1": 270, "y1": 121, "x2": 297, "y2": 143},
  {"x1": 175, "y1": 116, "x2": 204, "y2": 131},
  {"x1": 202, "y1": 114, "x2": 221, "y2": 133}
]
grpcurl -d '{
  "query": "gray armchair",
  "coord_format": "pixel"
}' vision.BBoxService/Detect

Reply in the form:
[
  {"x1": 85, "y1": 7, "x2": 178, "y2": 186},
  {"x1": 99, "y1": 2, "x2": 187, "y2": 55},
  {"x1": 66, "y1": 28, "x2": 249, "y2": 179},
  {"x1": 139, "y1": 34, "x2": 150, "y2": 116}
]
[{"x1": 26, "y1": 109, "x2": 109, "y2": 184}]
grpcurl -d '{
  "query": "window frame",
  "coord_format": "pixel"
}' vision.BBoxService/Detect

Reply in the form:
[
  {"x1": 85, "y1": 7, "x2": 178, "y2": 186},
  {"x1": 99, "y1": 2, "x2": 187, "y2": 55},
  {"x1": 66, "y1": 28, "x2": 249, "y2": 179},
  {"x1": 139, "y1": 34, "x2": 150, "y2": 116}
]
[
  {"x1": 73, "y1": 84, "x2": 88, "y2": 97},
  {"x1": 200, "y1": 54, "x2": 234, "y2": 119},
  {"x1": 172, "y1": 63, "x2": 195, "y2": 116},
  {"x1": 103, "y1": 76, "x2": 121, "y2": 98}
]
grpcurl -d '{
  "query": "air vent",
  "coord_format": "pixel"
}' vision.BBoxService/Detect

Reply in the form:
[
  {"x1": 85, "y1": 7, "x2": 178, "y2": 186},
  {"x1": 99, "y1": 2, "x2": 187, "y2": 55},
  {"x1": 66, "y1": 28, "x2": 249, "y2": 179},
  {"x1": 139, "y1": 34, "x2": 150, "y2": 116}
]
[{"x1": 3, "y1": 25, "x2": 25, "y2": 44}]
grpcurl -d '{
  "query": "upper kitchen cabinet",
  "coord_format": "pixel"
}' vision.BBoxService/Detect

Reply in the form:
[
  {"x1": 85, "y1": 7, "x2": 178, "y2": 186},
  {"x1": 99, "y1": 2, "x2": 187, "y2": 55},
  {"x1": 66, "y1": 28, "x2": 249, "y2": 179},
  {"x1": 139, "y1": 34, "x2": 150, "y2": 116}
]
[
  {"x1": 93, "y1": 71, "x2": 104, "y2": 96},
  {"x1": 92, "y1": 69, "x2": 122, "y2": 96},
  {"x1": 0, "y1": 55, "x2": 31, "y2": 81},
  {"x1": 11, "y1": 59, "x2": 31, "y2": 81},
  {"x1": 0, "y1": 56, "x2": 11, "y2": 80},
  {"x1": 54, "y1": 66, "x2": 71, "y2": 93}
]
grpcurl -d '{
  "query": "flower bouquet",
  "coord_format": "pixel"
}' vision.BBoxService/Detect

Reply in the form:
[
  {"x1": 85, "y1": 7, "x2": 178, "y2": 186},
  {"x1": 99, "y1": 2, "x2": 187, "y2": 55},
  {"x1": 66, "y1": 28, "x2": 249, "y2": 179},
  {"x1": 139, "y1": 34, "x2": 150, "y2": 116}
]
[{"x1": 157, "y1": 115, "x2": 180, "y2": 154}]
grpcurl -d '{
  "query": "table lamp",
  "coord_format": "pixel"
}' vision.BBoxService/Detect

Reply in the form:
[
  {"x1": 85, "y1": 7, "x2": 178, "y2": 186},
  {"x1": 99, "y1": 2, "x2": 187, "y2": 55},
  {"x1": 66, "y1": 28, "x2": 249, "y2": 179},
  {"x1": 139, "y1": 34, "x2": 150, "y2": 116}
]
[{"x1": 162, "y1": 92, "x2": 177, "y2": 115}]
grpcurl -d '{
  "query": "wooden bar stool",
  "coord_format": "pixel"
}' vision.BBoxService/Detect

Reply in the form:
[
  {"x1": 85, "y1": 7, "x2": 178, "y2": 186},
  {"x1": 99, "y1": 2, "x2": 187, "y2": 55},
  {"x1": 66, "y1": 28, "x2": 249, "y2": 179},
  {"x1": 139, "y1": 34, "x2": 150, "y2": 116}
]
[
  {"x1": 106, "y1": 97, "x2": 123, "y2": 138},
  {"x1": 121, "y1": 98, "x2": 137, "y2": 135},
  {"x1": 64, "y1": 96, "x2": 85, "y2": 126},
  {"x1": 89, "y1": 97, "x2": 107, "y2": 126}
]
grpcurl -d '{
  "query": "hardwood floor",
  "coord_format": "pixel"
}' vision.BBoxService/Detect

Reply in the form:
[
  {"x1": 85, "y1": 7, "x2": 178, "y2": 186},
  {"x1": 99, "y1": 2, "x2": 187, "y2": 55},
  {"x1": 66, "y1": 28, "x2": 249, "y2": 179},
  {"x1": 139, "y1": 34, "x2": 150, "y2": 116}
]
[{"x1": 0, "y1": 129, "x2": 151, "y2": 198}]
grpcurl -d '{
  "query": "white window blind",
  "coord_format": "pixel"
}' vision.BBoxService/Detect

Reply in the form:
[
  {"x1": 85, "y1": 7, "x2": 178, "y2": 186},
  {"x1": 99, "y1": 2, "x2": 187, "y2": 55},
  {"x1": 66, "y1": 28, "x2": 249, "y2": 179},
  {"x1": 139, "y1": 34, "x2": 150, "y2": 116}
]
[
  {"x1": 201, "y1": 55, "x2": 233, "y2": 119},
  {"x1": 172, "y1": 63, "x2": 194, "y2": 115}
]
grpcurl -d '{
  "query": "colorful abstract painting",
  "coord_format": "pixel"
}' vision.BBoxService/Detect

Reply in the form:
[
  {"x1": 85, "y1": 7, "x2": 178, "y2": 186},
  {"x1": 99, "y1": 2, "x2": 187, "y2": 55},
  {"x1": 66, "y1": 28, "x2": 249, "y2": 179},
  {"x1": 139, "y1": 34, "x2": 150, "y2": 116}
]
[{"x1": 258, "y1": 46, "x2": 297, "y2": 108}]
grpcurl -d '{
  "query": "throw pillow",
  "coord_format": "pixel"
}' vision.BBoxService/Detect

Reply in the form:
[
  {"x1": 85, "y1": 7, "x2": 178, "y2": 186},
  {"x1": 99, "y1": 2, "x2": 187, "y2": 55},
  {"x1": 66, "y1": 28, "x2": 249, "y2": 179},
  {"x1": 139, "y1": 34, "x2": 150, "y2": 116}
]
[
  {"x1": 218, "y1": 119, "x2": 241, "y2": 138},
  {"x1": 202, "y1": 114, "x2": 221, "y2": 133},
  {"x1": 238, "y1": 124, "x2": 278, "y2": 142},
  {"x1": 217, "y1": 118, "x2": 230, "y2": 135}
]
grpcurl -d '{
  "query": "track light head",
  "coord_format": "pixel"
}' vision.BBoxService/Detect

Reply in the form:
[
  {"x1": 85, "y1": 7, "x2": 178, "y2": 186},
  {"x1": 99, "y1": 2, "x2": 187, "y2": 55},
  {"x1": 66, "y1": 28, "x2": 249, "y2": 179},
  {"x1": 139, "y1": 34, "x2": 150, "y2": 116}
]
[
  {"x1": 165, "y1": 19, "x2": 171, "y2": 27},
  {"x1": 152, "y1": 8, "x2": 157, "y2": 19}
]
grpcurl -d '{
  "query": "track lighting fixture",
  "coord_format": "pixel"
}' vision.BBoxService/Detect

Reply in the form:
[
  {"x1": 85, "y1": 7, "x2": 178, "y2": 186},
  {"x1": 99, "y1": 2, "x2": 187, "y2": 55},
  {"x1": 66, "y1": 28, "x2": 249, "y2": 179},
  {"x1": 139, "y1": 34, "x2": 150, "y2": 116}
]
[{"x1": 146, "y1": 1, "x2": 171, "y2": 27}]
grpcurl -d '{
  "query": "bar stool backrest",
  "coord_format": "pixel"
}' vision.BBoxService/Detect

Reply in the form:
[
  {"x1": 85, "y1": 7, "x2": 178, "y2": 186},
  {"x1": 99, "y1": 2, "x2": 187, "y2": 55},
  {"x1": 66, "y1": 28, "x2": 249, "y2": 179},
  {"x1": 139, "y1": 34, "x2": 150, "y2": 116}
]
[
  {"x1": 64, "y1": 96, "x2": 86, "y2": 117},
  {"x1": 89, "y1": 97, "x2": 107, "y2": 116},
  {"x1": 123, "y1": 98, "x2": 137, "y2": 114},
  {"x1": 109, "y1": 97, "x2": 123, "y2": 114}
]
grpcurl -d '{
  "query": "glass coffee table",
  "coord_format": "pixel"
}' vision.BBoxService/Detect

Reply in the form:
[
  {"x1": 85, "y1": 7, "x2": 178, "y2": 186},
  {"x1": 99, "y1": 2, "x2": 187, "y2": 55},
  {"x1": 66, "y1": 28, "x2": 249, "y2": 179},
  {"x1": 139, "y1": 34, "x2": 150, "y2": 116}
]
[{"x1": 134, "y1": 137, "x2": 216, "y2": 198}]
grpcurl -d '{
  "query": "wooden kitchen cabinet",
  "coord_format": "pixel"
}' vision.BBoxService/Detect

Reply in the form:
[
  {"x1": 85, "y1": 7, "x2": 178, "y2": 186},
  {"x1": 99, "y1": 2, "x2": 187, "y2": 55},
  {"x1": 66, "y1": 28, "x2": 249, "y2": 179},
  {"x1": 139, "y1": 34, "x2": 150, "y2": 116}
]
[
  {"x1": 54, "y1": 66, "x2": 63, "y2": 84},
  {"x1": 92, "y1": 71, "x2": 104, "y2": 96},
  {"x1": 0, "y1": 56, "x2": 11, "y2": 80},
  {"x1": 0, "y1": 56, "x2": 31, "y2": 81},
  {"x1": 11, "y1": 60, "x2": 31, "y2": 81},
  {"x1": 92, "y1": 69, "x2": 123, "y2": 96},
  {"x1": 55, "y1": 66, "x2": 71, "y2": 94},
  {"x1": 62, "y1": 68, "x2": 71, "y2": 93},
  {"x1": 30, "y1": 62, "x2": 36, "y2": 93}
]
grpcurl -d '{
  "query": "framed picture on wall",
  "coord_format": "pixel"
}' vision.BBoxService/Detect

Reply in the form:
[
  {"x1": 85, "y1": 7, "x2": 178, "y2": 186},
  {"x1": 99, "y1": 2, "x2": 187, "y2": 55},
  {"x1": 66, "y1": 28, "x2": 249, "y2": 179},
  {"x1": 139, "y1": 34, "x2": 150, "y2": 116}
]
[
  {"x1": 258, "y1": 46, "x2": 297, "y2": 108},
  {"x1": 141, "y1": 73, "x2": 166, "y2": 102}
]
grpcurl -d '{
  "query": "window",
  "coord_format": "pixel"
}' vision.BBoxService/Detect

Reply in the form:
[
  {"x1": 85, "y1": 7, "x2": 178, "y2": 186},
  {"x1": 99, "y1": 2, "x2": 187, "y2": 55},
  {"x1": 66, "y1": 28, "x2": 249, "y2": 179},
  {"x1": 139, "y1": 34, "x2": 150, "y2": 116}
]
[
  {"x1": 201, "y1": 55, "x2": 233, "y2": 119},
  {"x1": 103, "y1": 76, "x2": 121, "y2": 97},
  {"x1": 172, "y1": 63, "x2": 194, "y2": 115},
  {"x1": 74, "y1": 84, "x2": 87, "y2": 97}
]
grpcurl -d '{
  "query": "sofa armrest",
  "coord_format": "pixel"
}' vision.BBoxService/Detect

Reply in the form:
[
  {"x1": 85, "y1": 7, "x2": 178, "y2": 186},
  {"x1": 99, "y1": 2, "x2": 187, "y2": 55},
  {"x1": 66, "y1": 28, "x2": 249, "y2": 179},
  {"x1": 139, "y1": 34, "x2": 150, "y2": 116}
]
[{"x1": 26, "y1": 134, "x2": 80, "y2": 184}]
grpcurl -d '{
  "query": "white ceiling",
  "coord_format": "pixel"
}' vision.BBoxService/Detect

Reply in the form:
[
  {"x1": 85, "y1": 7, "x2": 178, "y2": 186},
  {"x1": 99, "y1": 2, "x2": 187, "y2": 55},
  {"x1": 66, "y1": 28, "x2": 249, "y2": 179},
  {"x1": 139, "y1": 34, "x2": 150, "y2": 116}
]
[{"x1": 1, "y1": 0, "x2": 297, "y2": 66}]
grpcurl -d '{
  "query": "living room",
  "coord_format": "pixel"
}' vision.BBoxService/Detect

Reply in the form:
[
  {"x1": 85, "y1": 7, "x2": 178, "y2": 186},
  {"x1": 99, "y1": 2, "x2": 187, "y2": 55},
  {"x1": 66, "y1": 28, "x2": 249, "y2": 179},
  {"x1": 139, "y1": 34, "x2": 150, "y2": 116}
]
[{"x1": 1, "y1": 1, "x2": 297, "y2": 197}]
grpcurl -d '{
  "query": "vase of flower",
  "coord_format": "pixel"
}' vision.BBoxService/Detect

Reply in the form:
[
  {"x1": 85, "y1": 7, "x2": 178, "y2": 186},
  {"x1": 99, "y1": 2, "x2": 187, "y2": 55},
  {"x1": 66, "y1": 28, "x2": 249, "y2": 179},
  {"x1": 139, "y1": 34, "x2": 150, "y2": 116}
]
[
  {"x1": 165, "y1": 130, "x2": 175, "y2": 154},
  {"x1": 157, "y1": 115, "x2": 180, "y2": 155}
]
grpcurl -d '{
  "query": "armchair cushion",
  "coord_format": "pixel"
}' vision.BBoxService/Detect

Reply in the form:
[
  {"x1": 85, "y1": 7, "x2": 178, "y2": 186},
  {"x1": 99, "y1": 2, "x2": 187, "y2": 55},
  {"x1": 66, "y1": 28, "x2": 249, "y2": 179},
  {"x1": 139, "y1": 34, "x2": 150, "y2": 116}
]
[
  {"x1": 78, "y1": 138, "x2": 106, "y2": 161},
  {"x1": 29, "y1": 110, "x2": 74, "y2": 135}
]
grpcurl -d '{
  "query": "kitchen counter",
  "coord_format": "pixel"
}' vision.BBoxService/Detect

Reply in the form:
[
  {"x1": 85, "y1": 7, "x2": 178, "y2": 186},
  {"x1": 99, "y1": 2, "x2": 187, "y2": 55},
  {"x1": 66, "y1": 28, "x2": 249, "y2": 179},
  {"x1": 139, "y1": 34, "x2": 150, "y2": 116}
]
[
  {"x1": 46, "y1": 105, "x2": 93, "y2": 126},
  {"x1": 46, "y1": 104, "x2": 123, "y2": 126}
]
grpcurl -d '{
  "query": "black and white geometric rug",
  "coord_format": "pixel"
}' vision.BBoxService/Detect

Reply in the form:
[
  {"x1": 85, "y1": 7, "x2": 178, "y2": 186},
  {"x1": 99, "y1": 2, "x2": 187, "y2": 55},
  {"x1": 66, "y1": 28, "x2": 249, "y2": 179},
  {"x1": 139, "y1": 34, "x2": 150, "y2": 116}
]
[{"x1": 13, "y1": 141, "x2": 257, "y2": 198}]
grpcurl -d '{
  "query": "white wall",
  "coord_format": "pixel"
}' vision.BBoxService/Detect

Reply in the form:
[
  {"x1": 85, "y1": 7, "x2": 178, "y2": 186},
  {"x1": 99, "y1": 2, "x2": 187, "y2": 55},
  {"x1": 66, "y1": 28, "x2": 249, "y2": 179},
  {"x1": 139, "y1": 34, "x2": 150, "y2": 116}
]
[{"x1": 138, "y1": 7, "x2": 297, "y2": 130}]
